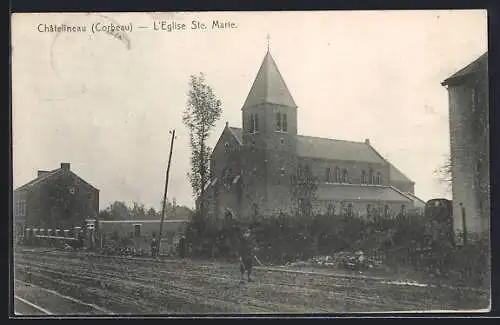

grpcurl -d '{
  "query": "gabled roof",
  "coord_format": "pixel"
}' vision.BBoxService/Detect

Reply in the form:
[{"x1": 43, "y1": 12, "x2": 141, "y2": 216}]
[
  {"x1": 389, "y1": 163, "x2": 413, "y2": 183},
  {"x1": 14, "y1": 166, "x2": 99, "y2": 192},
  {"x1": 316, "y1": 183, "x2": 413, "y2": 203},
  {"x1": 229, "y1": 127, "x2": 243, "y2": 143},
  {"x1": 227, "y1": 127, "x2": 386, "y2": 165},
  {"x1": 296, "y1": 135, "x2": 386, "y2": 164},
  {"x1": 243, "y1": 51, "x2": 297, "y2": 108},
  {"x1": 14, "y1": 168, "x2": 62, "y2": 192},
  {"x1": 442, "y1": 52, "x2": 488, "y2": 86}
]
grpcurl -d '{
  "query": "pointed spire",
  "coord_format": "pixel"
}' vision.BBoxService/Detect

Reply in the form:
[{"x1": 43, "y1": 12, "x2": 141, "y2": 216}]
[
  {"x1": 266, "y1": 33, "x2": 271, "y2": 52},
  {"x1": 242, "y1": 51, "x2": 297, "y2": 109}
]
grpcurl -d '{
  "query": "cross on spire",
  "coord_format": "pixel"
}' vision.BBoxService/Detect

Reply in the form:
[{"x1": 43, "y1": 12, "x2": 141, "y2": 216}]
[{"x1": 266, "y1": 33, "x2": 271, "y2": 52}]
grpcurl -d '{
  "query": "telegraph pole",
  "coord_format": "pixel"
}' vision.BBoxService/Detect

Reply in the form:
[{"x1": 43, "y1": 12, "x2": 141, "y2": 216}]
[{"x1": 158, "y1": 129, "x2": 176, "y2": 255}]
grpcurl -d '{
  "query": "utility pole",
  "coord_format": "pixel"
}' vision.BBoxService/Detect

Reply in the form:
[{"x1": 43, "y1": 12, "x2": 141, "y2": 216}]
[{"x1": 158, "y1": 129, "x2": 176, "y2": 255}]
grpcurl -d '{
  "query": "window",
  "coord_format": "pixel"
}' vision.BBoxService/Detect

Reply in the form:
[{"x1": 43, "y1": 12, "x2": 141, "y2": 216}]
[
  {"x1": 376, "y1": 172, "x2": 382, "y2": 185},
  {"x1": 280, "y1": 168, "x2": 286, "y2": 176},
  {"x1": 335, "y1": 167, "x2": 341, "y2": 183},
  {"x1": 400, "y1": 204, "x2": 407, "y2": 217},
  {"x1": 275, "y1": 112, "x2": 288, "y2": 132},
  {"x1": 342, "y1": 169, "x2": 348, "y2": 183},
  {"x1": 224, "y1": 142, "x2": 229, "y2": 152},
  {"x1": 384, "y1": 204, "x2": 390, "y2": 218},
  {"x1": 347, "y1": 203, "x2": 353, "y2": 217},
  {"x1": 276, "y1": 112, "x2": 282, "y2": 131},
  {"x1": 280, "y1": 138, "x2": 285, "y2": 144},
  {"x1": 134, "y1": 224, "x2": 141, "y2": 237},
  {"x1": 252, "y1": 203, "x2": 259, "y2": 218},
  {"x1": 16, "y1": 200, "x2": 26, "y2": 217},
  {"x1": 361, "y1": 170, "x2": 366, "y2": 184},
  {"x1": 222, "y1": 168, "x2": 232, "y2": 188},
  {"x1": 325, "y1": 168, "x2": 331, "y2": 182},
  {"x1": 327, "y1": 203, "x2": 335, "y2": 216},
  {"x1": 368, "y1": 168, "x2": 374, "y2": 184},
  {"x1": 282, "y1": 113, "x2": 288, "y2": 132},
  {"x1": 69, "y1": 187, "x2": 76, "y2": 195},
  {"x1": 249, "y1": 114, "x2": 259, "y2": 133}
]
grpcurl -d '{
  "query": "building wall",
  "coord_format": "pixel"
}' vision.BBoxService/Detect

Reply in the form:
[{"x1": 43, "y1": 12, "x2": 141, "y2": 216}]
[
  {"x1": 298, "y1": 157, "x2": 389, "y2": 186},
  {"x1": 311, "y1": 199, "x2": 412, "y2": 219},
  {"x1": 98, "y1": 221, "x2": 188, "y2": 252},
  {"x1": 448, "y1": 74, "x2": 489, "y2": 236}
]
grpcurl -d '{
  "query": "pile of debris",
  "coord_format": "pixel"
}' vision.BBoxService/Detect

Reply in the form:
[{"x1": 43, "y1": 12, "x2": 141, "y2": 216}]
[
  {"x1": 286, "y1": 251, "x2": 384, "y2": 271},
  {"x1": 99, "y1": 245, "x2": 150, "y2": 257}
]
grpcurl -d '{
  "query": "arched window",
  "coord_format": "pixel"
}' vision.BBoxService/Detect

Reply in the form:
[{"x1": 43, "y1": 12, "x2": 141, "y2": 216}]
[
  {"x1": 222, "y1": 168, "x2": 232, "y2": 188},
  {"x1": 384, "y1": 204, "x2": 390, "y2": 218},
  {"x1": 276, "y1": 112, "x2": 282, "y2": 131},
  {"x1": 254, "y1": 114, "x2": 259, "y2": 132},
  {"x1": 368, "y1": 168, "x2": 374, "y2": 184},
  {"x1": 376, "y1": 172, "x2": 381, "y2": 185},
  {"x1": 347, "y1": 203, "x2": 353, "y2": 217},
  {"x1": 327, "y1": 203, "x2": 335, "y2": 216},
  {"x1": 325, "y1": 167, "x2": 331, "y2": 182},
  {"x1": 282, "y1": 113, "x2": 288, "y2": 132},
  {"x1": 335, "y1": 167, "x2": 341, "y2": 183},
  {"x1": 361, "y1": 170, "x2": 366, "y2": 184},
  {"x1": 342, "y1": 169, "x2": 348, "y2": 183}
]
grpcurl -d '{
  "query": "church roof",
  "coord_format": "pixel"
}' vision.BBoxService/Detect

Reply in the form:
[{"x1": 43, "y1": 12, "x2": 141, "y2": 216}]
[
  {"x1": 389, "y1": 162, "x2": 413, "y2": 183},
  {"x1": 227, "y1": 127, "x2": 387, "y2": 165},
  {"x1": 243, "y1": 51, "x2": 297, "y2": 108},
  {"x1": 316, "y1": 183, "x2": 413, "y2": 203},
  {"x1": 296, "y1": 135, "x2": 385, "y2": 164},
  {"x1": 442, "y1": 52, "x2": 488, "y2": 86}
]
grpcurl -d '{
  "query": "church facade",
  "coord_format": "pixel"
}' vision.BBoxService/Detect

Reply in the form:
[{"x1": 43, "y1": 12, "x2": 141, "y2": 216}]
[{"x1": 202, "y1": 50, "x2": 424, "y2": 221}]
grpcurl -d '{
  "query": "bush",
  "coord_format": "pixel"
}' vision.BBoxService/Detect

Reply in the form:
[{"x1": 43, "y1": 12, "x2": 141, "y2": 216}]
[{"x1": 182, "y1": 211, "x2": 489, "y2": 288}]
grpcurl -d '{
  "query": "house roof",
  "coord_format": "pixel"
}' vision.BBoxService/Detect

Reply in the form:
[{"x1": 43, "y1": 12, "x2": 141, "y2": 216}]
[
  {"x1": 316, "y1": 183, "x2": 413, "y2": 203},
  {"x1": 14, "y1": 165, "x2": 99, "y2": 192},
  {"x1": 243, "y1": 51, "x2": 297, "y2": 108},
  {"x1": 442, "y1": 52, "x2": 488, "y2": 86},
  {"x1": 14, "y1": 168, "x2": 62, "y2": 192}
]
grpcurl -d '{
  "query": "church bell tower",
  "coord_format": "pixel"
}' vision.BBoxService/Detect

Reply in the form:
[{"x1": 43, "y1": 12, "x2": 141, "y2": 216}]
[{"x1": 240, "y1": 43, "x2": 298, "y2": 219}]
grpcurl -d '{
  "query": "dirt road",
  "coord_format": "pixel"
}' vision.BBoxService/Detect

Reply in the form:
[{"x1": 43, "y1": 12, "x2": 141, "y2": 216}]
[{"x1": 13, "y1": 249, "x2": 489, "y2": 314}]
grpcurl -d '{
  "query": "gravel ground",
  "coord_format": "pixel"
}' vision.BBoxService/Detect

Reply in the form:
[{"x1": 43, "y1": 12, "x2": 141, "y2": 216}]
[{"x1": 13, "y1": 249, "x2": 490, "y2": 314}]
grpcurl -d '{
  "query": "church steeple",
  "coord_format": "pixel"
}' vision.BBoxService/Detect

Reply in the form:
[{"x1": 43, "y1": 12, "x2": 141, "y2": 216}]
[{"x1": 242, "y1": 50, "x2": 297, "y2": 109}]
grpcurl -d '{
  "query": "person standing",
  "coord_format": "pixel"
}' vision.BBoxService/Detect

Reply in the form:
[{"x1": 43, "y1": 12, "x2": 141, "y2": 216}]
[
  {"x1": 238, "y1": 228, "x2": 256, "y2": 283},
  {"x1": 151, "y1": 232, "x2": 158, "y2": 258}
]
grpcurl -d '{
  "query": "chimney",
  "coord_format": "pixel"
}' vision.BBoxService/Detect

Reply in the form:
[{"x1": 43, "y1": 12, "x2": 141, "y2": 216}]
[
  {"x1": 61, "y1": 163, "x2": 70, "y2": 171},
  {"x1": 364, "y1": 138, "x2": 370, "y2": 145},
  {"x1": 37, "y1": 170, "x2": 50, "y2": 177}
]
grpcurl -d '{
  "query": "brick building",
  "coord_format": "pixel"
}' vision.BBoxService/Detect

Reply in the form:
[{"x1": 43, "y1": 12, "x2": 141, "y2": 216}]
[
  {"x1": 13, "y1": 163, "x2": 99, "y2": 238},
  {"x1": 442, "y1": 52, "x2": 489, "y2": 237},
  {"x1": 202, "y1": 50, "x2": 424, "y2": 221}
]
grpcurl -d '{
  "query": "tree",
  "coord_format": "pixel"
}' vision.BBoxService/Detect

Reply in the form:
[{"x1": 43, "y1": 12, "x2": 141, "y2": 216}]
[
  {"x1": 434, "y1": 155, "x2": 452, "y2": 193},
  {"x1": 182, "y1": 73, "x2": 223, "y2": 216},
  {"x1": 291, "y1": 165, "x2": 319, "y2": 217}
]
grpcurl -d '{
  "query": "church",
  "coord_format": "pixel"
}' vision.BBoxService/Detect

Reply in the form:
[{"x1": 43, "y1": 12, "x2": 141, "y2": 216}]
[{"x1": 201, "y1": 49, "x2": 425, "y2": 221}]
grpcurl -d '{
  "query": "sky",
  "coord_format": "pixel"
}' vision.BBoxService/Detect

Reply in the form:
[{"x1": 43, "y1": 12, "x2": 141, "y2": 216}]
[{"x1": 12, "y1": 10, "x2": 488, "y2": 211}]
